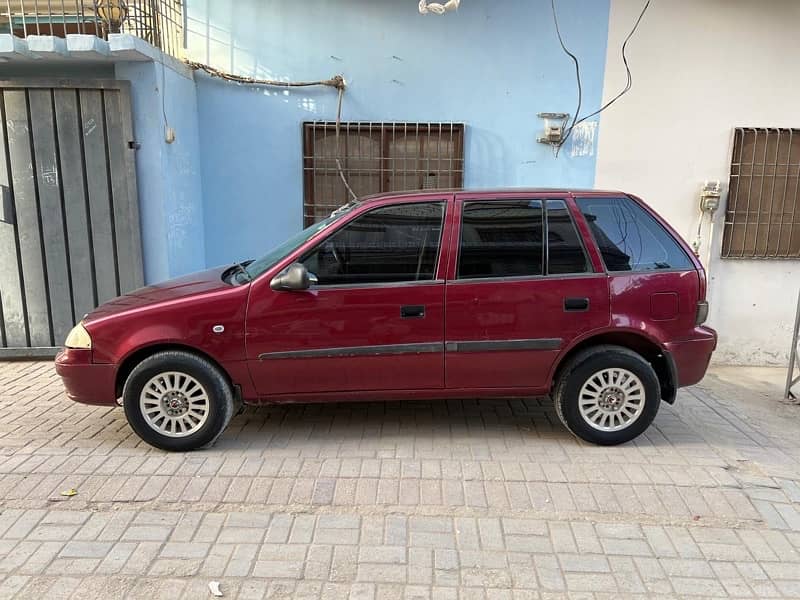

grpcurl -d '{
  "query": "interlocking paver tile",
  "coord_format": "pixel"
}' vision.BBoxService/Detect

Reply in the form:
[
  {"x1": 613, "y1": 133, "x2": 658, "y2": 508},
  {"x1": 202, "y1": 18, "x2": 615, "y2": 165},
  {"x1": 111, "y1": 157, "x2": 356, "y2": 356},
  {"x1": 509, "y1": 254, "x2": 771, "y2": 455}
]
[{"x1": 1, "y1": 362, "x2": 799, "y2": 597}]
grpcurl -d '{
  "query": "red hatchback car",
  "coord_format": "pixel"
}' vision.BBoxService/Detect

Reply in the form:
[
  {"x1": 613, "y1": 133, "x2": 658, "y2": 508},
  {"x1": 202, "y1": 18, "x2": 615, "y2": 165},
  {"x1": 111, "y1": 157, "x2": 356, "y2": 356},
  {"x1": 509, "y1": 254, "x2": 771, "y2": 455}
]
[{"x1": 56, "y1": 189, "x2": 716, "y2": 451}]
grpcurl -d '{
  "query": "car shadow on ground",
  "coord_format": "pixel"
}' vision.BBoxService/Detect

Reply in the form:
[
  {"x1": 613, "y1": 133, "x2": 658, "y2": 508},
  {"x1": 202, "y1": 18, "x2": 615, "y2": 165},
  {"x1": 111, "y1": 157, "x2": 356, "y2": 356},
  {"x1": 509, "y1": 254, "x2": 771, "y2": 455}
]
[
  {"x1": 216, "y1": 396, "x2": 577, "y2": 448},
  {"x1": 210, "y1": 385, "x2": 753, "y2": 454},
  {"x1": 207, "y1": 395, "x2": 711, "y2": 453}
]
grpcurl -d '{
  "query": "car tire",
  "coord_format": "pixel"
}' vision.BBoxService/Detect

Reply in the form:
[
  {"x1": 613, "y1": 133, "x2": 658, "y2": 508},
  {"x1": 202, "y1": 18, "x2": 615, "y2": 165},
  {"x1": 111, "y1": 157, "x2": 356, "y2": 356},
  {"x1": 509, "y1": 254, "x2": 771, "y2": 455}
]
[
  {"x1": 553, "y1": 345, "x2": 660, "y2": 446},
  {"x1": 122, "y1": 350, "x2": 234, "y2": 452}
]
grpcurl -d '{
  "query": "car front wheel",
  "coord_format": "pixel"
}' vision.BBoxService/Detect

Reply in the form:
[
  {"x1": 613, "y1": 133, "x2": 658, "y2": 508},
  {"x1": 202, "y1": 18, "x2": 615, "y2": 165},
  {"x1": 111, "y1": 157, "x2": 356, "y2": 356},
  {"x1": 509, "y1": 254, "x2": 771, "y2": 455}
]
[
  {"x1": 553, "y1": 345, "x2": 661, "y2": 445},
  {"x1": 122, "y1": 350, "x2": 234, "y2": 451}
]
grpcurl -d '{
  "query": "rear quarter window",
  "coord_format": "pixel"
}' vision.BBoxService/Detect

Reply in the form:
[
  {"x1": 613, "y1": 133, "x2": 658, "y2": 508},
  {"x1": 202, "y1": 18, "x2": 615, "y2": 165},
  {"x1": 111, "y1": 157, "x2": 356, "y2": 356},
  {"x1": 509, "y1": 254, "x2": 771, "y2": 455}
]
[{"x1": 576, "y1": 197, "x2": 693, "y2": 272}]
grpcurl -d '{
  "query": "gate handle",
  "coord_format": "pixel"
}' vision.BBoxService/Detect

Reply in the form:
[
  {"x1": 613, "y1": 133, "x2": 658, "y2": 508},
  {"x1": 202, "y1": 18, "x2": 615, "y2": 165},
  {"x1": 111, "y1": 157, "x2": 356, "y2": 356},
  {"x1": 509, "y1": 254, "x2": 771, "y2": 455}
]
[{"x1": 0, "y1": 186, "x2": 13, "y2": 225}]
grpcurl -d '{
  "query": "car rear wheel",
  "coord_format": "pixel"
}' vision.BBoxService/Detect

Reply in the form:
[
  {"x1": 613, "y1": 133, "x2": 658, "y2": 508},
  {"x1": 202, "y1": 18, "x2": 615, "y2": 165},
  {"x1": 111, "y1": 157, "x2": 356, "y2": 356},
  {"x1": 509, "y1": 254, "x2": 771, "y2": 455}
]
[
  {"x1": 122, "y1": 350, "x2": 234, "y2": 451},
  {"x1": 553, "y1": 345, "x2": 660, "y2": 445}
]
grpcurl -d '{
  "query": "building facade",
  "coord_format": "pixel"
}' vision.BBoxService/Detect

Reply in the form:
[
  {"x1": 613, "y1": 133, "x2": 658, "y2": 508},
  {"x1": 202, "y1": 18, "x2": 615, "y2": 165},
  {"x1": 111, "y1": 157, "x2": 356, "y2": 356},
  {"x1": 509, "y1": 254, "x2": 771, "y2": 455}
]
[{"x1": 0, "y1": 0, "x2": 798, "y2": 365}]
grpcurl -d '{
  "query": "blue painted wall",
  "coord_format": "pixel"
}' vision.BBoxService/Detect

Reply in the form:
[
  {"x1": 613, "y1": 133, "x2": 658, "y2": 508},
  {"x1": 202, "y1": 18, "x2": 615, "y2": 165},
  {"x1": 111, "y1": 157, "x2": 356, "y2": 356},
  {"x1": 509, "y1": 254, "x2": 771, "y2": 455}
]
[
  {"x1": 186, "y1": 0, "x2": 610, "y2": 267},
  {"x1": 115, "y1": 59, "x2": 206, "y2": 282}
]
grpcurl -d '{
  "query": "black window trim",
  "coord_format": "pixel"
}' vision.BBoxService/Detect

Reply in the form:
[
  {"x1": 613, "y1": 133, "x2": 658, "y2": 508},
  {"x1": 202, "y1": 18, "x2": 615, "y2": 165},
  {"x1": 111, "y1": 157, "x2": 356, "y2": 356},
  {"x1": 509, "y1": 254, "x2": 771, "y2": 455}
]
[
  {"x1": 544, "y1": 198, "x2": 593, "y2": 277},
  {"x1": 575, "y1": 194, "x2": 695, "y2": 275},
  {"x1": 448, "y1": 272, "x2": 607, "y2": 285},
  {"x1": 453, "y1": 197, "x2": 594, "y2": 282},
  {"x1": 298, "y1": 199, "x2": 448, "y2": 289},
  {"x1": 305, "y1": 279, "x2": 446, "y2": 291}
]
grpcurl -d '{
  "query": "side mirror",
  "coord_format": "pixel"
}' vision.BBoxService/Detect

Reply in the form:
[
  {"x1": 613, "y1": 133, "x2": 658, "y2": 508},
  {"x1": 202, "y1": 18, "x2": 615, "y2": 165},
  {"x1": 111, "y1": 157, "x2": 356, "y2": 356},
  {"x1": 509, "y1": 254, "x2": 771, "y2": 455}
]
[{"x1": 270, "y1": 262, "x2": 316, "y2": 291}]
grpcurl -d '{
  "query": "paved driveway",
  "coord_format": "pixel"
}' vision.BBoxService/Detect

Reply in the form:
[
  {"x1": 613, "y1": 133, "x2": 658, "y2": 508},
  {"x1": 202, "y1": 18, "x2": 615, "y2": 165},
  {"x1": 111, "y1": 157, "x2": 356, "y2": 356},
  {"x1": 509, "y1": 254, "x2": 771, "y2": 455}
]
[{"x1": 0, "y1": 361, "x2": 799, "y2": 599}]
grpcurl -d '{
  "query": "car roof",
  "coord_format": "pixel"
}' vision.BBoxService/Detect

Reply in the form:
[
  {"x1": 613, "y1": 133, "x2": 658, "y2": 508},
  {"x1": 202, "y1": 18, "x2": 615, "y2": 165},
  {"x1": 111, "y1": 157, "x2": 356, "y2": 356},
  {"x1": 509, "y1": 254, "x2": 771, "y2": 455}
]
[{"x1": 358, "y1": 188, "x2": 626, "y2": 203}]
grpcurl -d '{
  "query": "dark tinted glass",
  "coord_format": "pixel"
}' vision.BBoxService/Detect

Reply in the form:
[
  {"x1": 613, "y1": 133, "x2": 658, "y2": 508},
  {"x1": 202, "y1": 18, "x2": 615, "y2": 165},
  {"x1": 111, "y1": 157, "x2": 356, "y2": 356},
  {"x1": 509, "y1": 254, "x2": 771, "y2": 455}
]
[
  {"x1": 302, "y1": 202, "x2": 444, "y2": 285},
  {"x1": 458, "y1": 200, "x2": 543, "y2": 279},
  {"x1": 577, "y1": 197, "x2": 693, "y2": 272},
  {"x1": 546, "y1": 200, "x2": 589, "y2": 274}
]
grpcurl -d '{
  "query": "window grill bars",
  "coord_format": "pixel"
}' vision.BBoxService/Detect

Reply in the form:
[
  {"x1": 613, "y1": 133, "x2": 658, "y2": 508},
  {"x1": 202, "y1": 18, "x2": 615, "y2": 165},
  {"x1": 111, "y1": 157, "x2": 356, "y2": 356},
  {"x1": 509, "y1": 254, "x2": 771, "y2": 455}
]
[
  {"x1": 723, "y1": 127, "x2": 800, "y2": 259},
  {"x1": 302, "y1": 121, "x2": 465, "y2": 226}
]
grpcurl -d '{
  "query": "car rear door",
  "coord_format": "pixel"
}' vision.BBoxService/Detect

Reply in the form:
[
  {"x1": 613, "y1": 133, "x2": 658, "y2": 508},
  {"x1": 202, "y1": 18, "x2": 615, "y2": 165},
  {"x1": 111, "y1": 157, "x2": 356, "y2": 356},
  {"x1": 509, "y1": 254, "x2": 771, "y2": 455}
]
[
  {"x1": 245, "y1": 197, "x2": 452, "y2": 396},
  {"x1": 444, "y1": 193, "x2": 611, "y2": 391}
]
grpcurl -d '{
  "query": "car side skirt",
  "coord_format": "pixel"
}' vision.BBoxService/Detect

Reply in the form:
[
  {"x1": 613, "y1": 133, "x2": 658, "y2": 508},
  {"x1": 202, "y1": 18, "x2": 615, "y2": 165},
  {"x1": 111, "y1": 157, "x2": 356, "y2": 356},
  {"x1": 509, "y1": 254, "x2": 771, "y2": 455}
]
[{"x1": 246, "y1": 386, "x2": 551, "y2": 404}]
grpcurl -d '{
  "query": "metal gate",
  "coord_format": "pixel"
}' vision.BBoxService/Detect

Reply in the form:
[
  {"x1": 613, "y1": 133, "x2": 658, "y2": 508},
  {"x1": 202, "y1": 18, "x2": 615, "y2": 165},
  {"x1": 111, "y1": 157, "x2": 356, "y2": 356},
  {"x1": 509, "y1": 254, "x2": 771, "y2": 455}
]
[{"x1": 0, "y1": 80, "x2": 143, "y2": 356}]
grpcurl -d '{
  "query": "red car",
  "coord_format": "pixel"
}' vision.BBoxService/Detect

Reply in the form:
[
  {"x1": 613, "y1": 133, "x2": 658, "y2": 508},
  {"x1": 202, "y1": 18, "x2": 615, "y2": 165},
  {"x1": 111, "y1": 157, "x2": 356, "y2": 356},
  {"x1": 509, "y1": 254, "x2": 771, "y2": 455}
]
[{"x1": 56, "y1": 189, "x2": 716, "y2": 451}]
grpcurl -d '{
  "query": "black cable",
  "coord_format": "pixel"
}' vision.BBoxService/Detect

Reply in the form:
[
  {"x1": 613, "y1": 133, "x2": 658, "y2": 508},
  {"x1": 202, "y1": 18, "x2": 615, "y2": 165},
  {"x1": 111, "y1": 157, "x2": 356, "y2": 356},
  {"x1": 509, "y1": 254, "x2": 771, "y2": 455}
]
[
  {"x1": 550, "y1": 0, "x2": 581, "y2": 155},
  {"x1": 551, "y1": 0, "x2": 652, "y2": 151}
]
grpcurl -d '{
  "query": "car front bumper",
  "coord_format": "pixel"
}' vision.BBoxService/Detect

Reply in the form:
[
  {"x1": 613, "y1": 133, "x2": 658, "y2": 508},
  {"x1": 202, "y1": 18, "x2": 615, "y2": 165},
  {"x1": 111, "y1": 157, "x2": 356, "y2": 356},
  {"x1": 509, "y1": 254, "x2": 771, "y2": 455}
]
[
  {"x1": 55, "y1": 348, "x2": 117, "y2": 406},
  {"x1": 665, "y1": 326, "x2": 718, "y2": 388}
]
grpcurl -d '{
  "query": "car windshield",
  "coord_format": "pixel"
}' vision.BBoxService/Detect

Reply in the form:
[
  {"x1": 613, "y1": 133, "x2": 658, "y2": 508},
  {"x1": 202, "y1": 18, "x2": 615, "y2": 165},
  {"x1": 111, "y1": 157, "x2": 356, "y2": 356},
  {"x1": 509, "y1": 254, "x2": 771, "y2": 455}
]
[{"x1": 243, "y1": 207, "x2": 354, "y2": 279}]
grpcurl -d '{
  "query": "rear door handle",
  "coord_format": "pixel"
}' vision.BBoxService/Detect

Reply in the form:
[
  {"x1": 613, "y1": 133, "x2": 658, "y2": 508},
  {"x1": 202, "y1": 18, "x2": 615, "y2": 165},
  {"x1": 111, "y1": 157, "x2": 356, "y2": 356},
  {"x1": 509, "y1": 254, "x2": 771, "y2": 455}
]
[
  {"x1": 401, "y1": 305, "x2": 425, "y2": 319},
  {"x1": 564, "y1": 297, "x2": 589, "y2": 312}
]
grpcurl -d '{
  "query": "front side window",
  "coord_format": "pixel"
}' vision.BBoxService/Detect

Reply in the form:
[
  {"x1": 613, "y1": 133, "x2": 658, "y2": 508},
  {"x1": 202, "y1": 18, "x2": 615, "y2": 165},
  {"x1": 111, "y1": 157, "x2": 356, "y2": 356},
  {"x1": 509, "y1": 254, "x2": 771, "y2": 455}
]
[
  {"x1": 302, "y1": 202, "x2": 445, "y2": 286},
  {"x1": 577, "y1": 197, "x2": 693, "y2": 272}
]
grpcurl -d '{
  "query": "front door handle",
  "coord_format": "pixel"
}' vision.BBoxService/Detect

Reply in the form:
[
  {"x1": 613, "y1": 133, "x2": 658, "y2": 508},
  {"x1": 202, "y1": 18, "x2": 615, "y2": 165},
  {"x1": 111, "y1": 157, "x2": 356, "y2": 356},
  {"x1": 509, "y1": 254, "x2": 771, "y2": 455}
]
[
  {"x1": 564, "y1": 297, "x2": 589, "y2": 312},
  {"x1": 401, "y1": 305, "x2": 425, "y2": 319}
]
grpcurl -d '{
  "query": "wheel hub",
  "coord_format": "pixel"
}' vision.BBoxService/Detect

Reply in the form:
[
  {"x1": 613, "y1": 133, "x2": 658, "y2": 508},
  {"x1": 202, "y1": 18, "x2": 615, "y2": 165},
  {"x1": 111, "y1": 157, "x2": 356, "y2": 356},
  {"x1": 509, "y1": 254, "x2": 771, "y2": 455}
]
[
  {"x1": 163, "y1": 391, "x2": 189, "y2": 416},
  {"x1": 599, "y1": 386, "x2": 625, "y2": 411}
]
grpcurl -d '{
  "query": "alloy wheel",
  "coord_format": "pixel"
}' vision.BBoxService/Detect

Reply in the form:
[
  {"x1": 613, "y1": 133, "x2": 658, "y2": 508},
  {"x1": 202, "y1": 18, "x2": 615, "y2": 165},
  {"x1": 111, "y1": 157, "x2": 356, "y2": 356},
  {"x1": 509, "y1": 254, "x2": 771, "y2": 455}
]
[
  {"x1": 139, "y1": 371, "x2": 210, "y2": 438},
  {"x1": 577, "y1": 367, "x2": 646, "y2": 432}
]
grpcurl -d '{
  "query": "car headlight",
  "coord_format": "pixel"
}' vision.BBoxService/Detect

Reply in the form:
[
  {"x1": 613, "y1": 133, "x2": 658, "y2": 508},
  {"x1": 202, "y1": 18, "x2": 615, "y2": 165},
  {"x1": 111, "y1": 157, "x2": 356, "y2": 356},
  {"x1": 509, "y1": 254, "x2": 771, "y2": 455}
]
[{"x1": 64, "y1": 322, "x2": 92, "y2": 349}]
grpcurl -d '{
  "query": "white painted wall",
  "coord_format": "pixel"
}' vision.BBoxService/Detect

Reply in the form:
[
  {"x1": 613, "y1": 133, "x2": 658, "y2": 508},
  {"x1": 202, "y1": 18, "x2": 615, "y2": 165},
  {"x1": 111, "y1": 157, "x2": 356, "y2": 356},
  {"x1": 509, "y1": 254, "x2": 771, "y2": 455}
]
[{"x1": 595, "y1": 0, "x2": 800, "y2": 366}]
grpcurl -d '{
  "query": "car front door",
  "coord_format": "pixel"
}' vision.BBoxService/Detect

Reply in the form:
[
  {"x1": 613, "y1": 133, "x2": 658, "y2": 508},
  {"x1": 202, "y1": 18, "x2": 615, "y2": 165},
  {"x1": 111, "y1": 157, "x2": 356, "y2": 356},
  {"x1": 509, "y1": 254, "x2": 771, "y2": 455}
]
[
  {"x1": 444, "y1": 194, "x2": 611, "y2": 391},
  {"x1": 245, "y1": 198, "x2": 450, "y2": 397}
]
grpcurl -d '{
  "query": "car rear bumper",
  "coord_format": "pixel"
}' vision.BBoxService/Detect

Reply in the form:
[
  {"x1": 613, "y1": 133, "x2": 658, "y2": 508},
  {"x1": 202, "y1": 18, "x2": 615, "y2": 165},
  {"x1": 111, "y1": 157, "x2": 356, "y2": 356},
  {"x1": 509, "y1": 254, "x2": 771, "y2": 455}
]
[
  {"x1": 55, "y1": 349, "x2": 118, "y2": 406},
  {"x1": 665, "y1": 326, "x2": 718, "y2": 388}
]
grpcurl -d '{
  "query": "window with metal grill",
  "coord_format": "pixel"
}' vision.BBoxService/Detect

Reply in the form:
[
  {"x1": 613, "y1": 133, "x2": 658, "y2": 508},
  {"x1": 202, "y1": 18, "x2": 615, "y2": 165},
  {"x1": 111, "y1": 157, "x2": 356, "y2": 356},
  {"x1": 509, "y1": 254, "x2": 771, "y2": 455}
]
[
  {"x1": 723, "y1": 128, "x2": 800, "y2": 259},
  {"x1": 302, "y1": 122, "x2": 464, "y2": 226}
]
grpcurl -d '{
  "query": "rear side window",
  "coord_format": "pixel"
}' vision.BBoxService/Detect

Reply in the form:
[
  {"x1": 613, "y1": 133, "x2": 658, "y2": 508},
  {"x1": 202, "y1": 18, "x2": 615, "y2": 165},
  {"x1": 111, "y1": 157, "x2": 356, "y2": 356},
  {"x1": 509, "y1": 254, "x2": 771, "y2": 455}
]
[
  {"x1": 457, "y1": 199, "x2": 591, "y2": 279},
  {"x1": 458, "y1": 200, "x2": 544, "y2": 279},
  {"x1": 577, "y1": 197, "x2": 693, "y2": 272}
]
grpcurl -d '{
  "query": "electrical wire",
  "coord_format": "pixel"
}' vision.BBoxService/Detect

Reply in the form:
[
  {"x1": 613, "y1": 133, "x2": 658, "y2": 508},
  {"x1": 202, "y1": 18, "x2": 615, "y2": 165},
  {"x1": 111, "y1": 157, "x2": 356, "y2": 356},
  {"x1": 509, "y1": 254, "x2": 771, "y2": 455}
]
[
  {"x1": 160, "y1": 57, "x2": 171, "y2": 141},
  {"x1": 551, "y1": 0, "x2": 651, "y2": 152},
  {"x1": 335, "y1": 86, "x2": 358, "y2": 201},
  {"x1": 184, "y1": 60, "x2": 345, "y2": 90},
  {"x1": 692, "y1": 208, "x2": 706, "y2": 256},
  {"x1": 705, "y1": 213, "x2": 715, "y2": 273},
  {"x1": 184, "y1": 60, "x2": 356, "y2": 201},
  {"x1": 549, "y1": 0, "x2": 581, "y2": 157}
]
